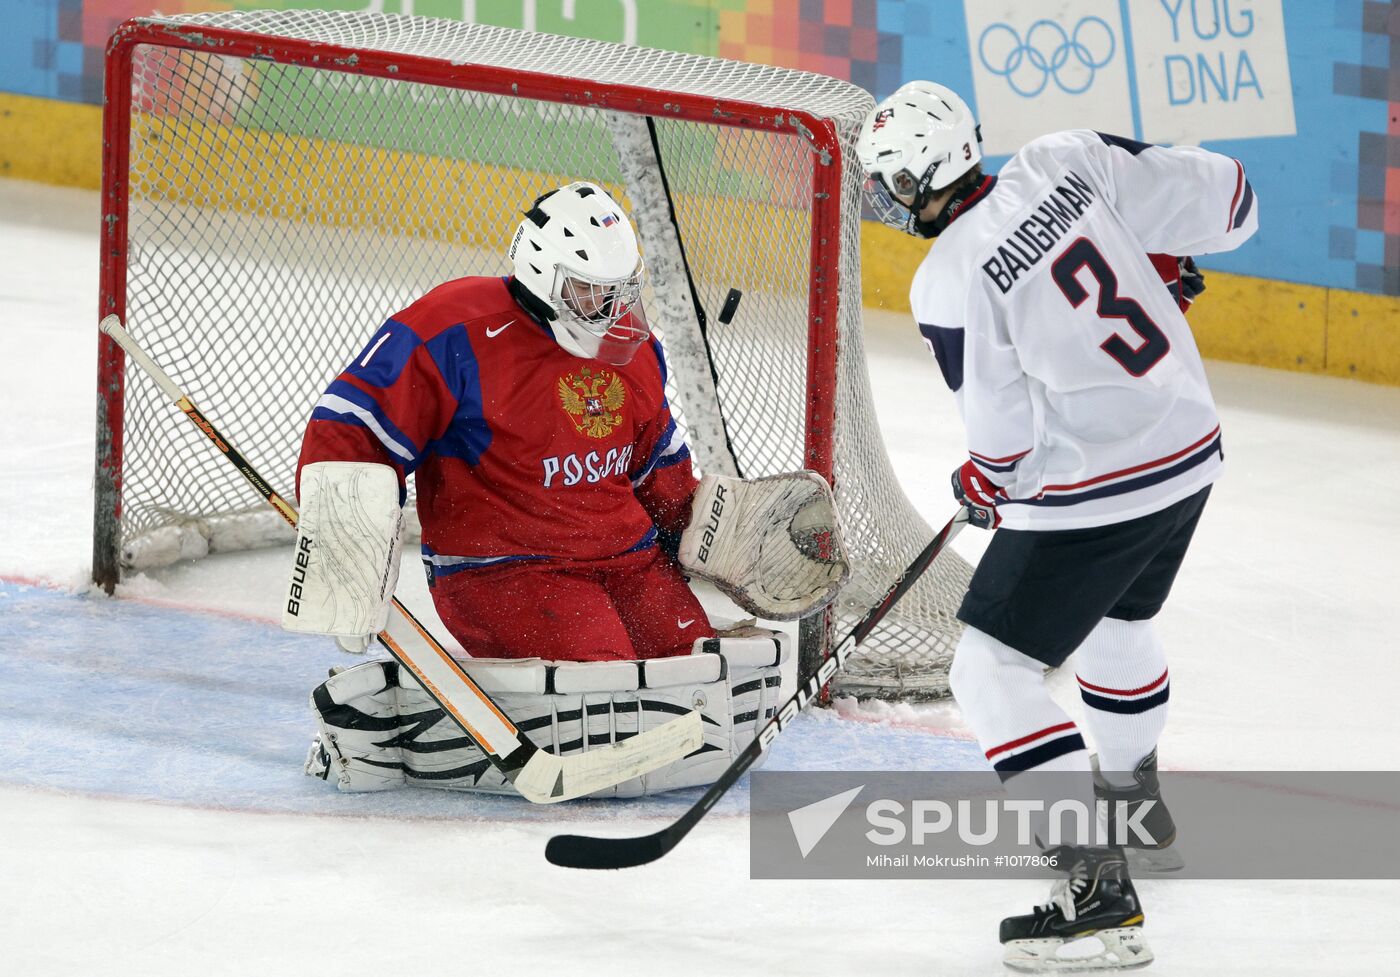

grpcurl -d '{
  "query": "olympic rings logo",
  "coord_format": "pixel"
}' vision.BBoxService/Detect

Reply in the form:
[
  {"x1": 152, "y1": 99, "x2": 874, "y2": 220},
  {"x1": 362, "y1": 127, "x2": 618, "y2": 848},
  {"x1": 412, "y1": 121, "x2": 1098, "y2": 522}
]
[{"x1": 977, "y1": 17, "x2": 1117, "y2": 98}]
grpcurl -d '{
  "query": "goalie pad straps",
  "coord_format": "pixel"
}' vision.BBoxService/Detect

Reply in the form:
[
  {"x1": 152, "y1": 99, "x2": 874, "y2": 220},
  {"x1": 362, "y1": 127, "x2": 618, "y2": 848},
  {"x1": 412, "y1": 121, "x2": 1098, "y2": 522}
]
[
  {"x1": 283, "y1": 461, "x2": 404, "y2": 638},
  {"x1": 306, "y1": 631, "x2": 789, "y2": 797},
  {"x1": 677, "y1": 472, "x2": 850, "y2": 621}
]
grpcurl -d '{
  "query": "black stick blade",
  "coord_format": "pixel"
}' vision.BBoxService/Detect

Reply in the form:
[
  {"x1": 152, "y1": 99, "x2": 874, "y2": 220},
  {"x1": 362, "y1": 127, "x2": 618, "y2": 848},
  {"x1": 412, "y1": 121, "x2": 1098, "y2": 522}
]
[{"x1": 545, "y1": 830, "x2": 671, "y2": 870}]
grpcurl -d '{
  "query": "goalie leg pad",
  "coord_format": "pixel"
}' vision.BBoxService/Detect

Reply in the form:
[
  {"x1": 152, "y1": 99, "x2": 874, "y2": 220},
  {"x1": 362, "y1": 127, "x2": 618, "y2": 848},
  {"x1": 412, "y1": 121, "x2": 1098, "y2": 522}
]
[
  {"x1": 678, "y1": 472, "x2": 849, "y2": 620},
  {"x1": 304, "y1": 631, "x2": 791, "y2": 796},
  {"x1": 283, "y1": 461, "x2": 403, "y2": 639},
  {"x1": 305, "y1": 660, "x2": 409, "y2": 792}
]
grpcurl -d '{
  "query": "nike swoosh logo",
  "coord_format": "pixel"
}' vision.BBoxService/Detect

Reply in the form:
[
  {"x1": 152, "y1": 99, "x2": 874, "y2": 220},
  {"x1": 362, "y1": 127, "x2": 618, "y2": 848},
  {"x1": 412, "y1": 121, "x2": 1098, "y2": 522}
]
[
  {"x1": 678, "y1": 619, "x2": 695, "y2": 629},
  {"x1": 485, "y1": 320, "x2": 514, "y2": 338}
]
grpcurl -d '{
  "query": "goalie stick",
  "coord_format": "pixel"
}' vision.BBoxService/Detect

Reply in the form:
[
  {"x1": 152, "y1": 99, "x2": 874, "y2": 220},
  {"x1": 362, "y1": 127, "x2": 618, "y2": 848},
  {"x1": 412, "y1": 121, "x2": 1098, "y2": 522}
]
[
  {"x1": 546, "y1": 508, "x2": 969, "y2": 868},
  {"x1": 98, "y1": 314, "x2": 702, "y2": 803}
]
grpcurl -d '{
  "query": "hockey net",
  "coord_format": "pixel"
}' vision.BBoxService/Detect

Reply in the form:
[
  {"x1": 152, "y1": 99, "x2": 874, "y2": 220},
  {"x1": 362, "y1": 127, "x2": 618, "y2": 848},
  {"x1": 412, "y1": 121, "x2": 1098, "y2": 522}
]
[{"x1": 93, "y1": 10, "x2": 971, "y2": 699}]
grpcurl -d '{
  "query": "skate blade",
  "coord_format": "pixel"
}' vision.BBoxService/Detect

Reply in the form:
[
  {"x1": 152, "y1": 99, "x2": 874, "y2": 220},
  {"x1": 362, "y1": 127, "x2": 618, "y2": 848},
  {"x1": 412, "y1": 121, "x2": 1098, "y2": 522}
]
[
  {"x1": 1003, "y1": 926, "x2": 1154, "y2": 973},
  {"x1": 1127, "y1": 846, "x2": 1185, "y2": 874}
]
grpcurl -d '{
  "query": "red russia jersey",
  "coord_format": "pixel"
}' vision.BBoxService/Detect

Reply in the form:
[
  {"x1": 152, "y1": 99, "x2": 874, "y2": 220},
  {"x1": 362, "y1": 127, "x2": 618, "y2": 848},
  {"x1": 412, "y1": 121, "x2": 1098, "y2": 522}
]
[{"x1": 297, "y1": 276, "x2": 697, "y2": 578}]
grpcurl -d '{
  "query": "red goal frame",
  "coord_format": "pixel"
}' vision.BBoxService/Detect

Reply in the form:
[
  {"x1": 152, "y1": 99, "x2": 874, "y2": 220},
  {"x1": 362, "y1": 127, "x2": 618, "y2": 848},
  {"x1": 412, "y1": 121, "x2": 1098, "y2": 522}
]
[{"x1": 93, "y1": 18, "x2": 846, "y2": 591}]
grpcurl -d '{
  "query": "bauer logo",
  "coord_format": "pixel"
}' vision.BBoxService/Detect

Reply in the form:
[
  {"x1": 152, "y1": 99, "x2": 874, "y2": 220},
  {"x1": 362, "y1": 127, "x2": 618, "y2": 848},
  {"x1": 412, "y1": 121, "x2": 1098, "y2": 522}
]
[
  {"x1": 286, "y1": 535, "x2": 312, "y2": 616},
  {"x1": 695, "y1": 482, "x2": 727, "y2": 564}
]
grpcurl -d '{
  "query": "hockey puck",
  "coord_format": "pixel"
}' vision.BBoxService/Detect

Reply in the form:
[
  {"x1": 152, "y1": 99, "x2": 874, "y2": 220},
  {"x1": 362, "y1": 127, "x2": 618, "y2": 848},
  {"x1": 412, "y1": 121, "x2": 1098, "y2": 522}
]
[{"x1": 718, "y1": 288, "x2": 743, "y2": 324}]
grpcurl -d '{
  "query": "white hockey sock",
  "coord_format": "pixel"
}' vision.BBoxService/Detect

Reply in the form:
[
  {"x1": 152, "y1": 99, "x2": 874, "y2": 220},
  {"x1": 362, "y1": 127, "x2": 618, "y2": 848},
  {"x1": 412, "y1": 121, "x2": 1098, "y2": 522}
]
[
  {"x1": 950, "y1": 627, "x2": 1093, "y2": 779},
  {"x1": 1074, "y1": 617, "x2": 1170, "y2": 783},
  {"x1": 951, "y1": 627, "x2": 1096, "y2": 846}
]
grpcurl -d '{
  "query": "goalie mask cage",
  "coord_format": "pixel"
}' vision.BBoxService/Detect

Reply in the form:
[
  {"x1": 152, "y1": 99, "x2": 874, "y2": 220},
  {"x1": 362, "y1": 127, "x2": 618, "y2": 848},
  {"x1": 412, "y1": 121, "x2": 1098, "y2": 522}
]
[{"x1": 92, "y1": 10, "x2": 972, "y2": 700}]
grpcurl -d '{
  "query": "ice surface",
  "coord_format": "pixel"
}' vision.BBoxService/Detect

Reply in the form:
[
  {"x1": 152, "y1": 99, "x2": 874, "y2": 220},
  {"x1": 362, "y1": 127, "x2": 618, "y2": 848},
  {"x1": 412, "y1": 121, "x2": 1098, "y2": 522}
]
[{"x1": 1, "y1": 179, "x2": 1397, "y2": 975}]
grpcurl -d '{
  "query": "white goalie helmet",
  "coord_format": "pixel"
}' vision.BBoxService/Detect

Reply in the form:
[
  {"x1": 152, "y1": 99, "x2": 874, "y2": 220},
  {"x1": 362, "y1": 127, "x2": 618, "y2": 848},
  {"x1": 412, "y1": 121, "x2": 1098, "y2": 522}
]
[
  {"x1": 856, "y1": 81, "x2": 983, "y2": 236},
  {"x1": 509, "y1": 181, "x2": 649, "y2": 366}
]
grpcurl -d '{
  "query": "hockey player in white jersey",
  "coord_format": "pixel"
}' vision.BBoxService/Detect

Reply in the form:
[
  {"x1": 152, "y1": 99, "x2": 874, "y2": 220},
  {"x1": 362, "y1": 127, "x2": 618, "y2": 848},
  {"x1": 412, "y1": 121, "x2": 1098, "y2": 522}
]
[{"x1": 858, "y1": 81, "x2": 1258, "y2": 971}]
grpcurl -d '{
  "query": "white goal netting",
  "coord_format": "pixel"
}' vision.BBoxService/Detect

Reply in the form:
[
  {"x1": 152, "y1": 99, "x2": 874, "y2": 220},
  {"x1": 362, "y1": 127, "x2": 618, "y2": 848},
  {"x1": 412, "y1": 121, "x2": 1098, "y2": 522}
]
[{"x1": 93, "y1": 10, "x2": 971, "y2": 699}]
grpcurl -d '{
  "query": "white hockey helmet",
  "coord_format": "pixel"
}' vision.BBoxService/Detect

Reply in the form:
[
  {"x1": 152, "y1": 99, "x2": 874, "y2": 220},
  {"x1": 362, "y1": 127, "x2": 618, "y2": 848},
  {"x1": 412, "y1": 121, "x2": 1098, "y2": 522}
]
[
  {"x1": 856, "y1": 81, "x2": 982, "y2": 236},
  {"x1": 509, "y1": 181, "x2": 649, "y2": 365}
]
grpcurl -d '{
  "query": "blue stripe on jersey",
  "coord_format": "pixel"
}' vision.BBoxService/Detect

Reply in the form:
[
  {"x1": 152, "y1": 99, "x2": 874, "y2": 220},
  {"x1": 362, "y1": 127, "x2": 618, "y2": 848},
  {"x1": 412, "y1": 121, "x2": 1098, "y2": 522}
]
[
  {"x1": 1095, "y1": 131, "x2": 1155, "y2": 156},
  {"x1": 420, "y1": 531, "x2": 656, "y2": 577},
  {"x1": 655, "y1": 443, "x2": 691, "y2": 471},
  {"x1": 346, "y1": 319, "x2": 421, "y2": 388},
  {"x1": 630, "y1": 416, "x2": 678, "y2": 486},
  {"x1": 422, "y1": 552, "x2": 549, "y2": 577},
  {"x1": 624, "y1": 526, "x2": 658, "y2": 554},
  {"x1": 646, "y1": 336, "x2": 679, "y2": 430},
  {"x1": 1009, "y1": 435, "x2": 1222, "y2": 508},
  {"x1": 422, "y1": 324, "x2": 492, "y2": 465},
  {"x1": 312, "y1": 379, "x2": 423, "y2": 467},
  {"x1": 648, "y1": 335, "x2": 669, "y2": 388},
  {"x1": 918, "y1": 322, "x2": 965, "y2": 391},
  {"x1": 1233, "y1": 180, "x2": 1255, "y2": 229}
]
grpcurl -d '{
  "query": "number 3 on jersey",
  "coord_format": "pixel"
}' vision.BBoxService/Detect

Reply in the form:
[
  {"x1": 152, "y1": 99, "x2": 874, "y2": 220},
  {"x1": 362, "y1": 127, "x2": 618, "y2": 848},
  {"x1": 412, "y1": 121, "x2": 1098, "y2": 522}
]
[{"x1": 1051, "y1": 237, "x2": 1170, "y2": 377}]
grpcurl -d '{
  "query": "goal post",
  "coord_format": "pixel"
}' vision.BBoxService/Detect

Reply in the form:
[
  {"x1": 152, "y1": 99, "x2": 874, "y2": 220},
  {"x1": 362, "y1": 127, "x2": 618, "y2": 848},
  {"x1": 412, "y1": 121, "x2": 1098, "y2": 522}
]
[{"x1": 92, "y1": 9, "x2": 971, "y2": 699}]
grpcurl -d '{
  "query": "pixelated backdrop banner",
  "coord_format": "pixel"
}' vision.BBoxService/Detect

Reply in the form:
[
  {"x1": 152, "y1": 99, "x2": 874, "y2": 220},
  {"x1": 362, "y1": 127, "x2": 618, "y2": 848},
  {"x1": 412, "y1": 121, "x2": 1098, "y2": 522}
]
[{"x1": 1, "y1": 0, "x2": 1395, "y2": 295}]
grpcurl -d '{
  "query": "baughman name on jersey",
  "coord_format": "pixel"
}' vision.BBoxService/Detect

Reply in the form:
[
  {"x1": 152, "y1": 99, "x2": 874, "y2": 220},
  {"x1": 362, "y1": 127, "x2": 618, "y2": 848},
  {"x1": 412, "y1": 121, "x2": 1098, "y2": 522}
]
[
  {"x1": 911, "y1": 130, "x2": 1258, "y2": 531},
  {"x1": 981, "y1": 170, "x2": 1095, "y2": 295}
]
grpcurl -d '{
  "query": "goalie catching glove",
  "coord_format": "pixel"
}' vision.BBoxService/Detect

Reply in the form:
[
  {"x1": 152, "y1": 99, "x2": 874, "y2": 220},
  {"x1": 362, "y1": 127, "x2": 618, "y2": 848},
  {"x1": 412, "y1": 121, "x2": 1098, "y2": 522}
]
[
  {"x1": 677, "y1": 472, "x2": 849, "y2": 620},
  {"x1": 282, "y1": 461, "x2": 404, "y2": 640}
]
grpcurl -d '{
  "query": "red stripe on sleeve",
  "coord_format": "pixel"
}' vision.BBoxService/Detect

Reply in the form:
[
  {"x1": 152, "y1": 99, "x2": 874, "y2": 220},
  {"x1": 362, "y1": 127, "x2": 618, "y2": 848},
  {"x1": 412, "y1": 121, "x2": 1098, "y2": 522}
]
[{"x1": 1226, "y1": 159, "x2": 1244, "y2": 233}]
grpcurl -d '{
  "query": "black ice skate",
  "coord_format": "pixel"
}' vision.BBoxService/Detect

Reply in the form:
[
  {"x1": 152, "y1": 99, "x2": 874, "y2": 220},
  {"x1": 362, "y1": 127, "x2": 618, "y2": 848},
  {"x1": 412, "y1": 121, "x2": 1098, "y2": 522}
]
[
  {"x1": 1000, "y1": 846, "x2": 1153, "y2": 973},
  {"x1": 1092, "y1": 749, "x2": 1183, "y2": 873}
]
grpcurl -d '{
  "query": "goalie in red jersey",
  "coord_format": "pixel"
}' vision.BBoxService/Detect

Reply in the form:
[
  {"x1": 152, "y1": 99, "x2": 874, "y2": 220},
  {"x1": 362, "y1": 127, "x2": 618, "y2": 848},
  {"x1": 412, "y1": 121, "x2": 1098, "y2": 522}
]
[{"x1": 284, "y1": 181, "x2": 849, "y2": 667}]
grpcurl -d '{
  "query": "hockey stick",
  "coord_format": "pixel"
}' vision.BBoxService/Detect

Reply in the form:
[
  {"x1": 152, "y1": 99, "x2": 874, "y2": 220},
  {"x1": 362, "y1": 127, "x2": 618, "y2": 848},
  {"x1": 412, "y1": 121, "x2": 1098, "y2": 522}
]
[
  {"x1": 546, "y1": 508, "x2": 969, "y2": 868},
  {"x1": 99, "y1": 314, "x2": 702, "y2": 803}
]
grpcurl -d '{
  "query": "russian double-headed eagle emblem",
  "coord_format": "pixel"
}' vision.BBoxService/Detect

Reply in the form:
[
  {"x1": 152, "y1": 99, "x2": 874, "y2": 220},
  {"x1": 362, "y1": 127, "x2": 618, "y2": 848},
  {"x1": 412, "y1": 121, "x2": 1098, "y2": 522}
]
[{"x1": 557, "y1": 366, "x2": 626, "y2": 439}]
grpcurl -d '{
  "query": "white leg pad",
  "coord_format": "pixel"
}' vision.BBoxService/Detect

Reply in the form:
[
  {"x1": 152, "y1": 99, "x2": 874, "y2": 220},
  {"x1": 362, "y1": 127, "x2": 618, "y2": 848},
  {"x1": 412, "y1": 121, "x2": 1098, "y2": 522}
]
[{"x1": 305, "y1": 631, "x2": 790, "y2": 797}]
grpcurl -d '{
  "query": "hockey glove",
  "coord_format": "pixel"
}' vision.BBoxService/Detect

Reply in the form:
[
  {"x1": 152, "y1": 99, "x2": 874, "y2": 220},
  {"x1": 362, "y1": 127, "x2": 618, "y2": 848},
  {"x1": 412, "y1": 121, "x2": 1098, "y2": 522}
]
[
  {"x1": 1178, "y1": 256, "x2": 1205, "y2": 305},
  {"x1": 678, "y1": 472, "x2": 849, "y2": 620},
  {"x1": 952, "y1": 460, "x2": 1003, "y2": 530}
]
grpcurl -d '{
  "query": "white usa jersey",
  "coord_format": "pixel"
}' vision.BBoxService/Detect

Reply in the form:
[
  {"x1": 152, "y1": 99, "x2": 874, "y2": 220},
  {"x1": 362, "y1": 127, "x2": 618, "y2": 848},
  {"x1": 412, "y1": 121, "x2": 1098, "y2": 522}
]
[{"x1": 911, "y1": 129, "x2": 1259, "y2": 530}]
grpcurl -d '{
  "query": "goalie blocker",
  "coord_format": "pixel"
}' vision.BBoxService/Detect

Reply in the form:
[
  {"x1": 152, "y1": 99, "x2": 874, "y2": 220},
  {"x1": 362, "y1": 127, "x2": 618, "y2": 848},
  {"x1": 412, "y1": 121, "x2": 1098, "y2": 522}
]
[
  {"x1": 678, "y1": 472, "x2": 849, "y2": 621},
  {"x1": 282, "y1": 461, "x2": 403, "y2": 639},
  {"x1": 307, "y1": 628, "x2": 789, "y2": 797}
]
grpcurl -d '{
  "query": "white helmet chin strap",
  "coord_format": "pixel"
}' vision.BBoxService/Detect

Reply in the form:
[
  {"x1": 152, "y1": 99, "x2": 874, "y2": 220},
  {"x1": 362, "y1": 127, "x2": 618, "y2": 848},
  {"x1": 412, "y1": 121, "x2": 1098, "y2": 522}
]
[
  {"x1": 547, "y1": 318, "x2": 592, "y2": 360},
  {"x1": 547, "y1": 264, "x2": 648, "y2": 365},
  {"x1": 548, "y1": 317, "x2": 650, "y2": 366}
]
